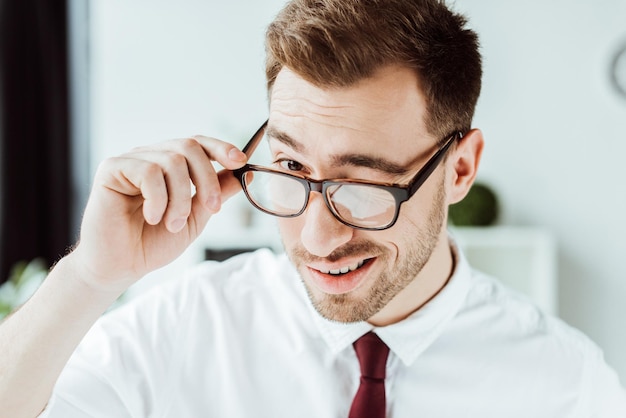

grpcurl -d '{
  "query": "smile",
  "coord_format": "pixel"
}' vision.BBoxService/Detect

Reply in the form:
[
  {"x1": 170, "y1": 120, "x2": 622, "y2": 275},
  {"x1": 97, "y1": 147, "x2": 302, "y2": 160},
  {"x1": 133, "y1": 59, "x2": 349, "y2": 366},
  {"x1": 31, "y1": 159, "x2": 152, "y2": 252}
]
[
  {"x1": 317, "y1": 259, "x2": 369, "y2": 275},
  {"x1": 306, "y1": 257, "x2": 375, "y2": 295}
]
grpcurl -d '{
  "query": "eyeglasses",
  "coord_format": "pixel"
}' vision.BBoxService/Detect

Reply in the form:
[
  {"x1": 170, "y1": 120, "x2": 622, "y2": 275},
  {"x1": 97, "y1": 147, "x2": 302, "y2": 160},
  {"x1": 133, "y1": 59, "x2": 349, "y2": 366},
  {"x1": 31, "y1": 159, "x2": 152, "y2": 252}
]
[{"x1": 232, "y1": 121, "x2": 461, "y2": 231}]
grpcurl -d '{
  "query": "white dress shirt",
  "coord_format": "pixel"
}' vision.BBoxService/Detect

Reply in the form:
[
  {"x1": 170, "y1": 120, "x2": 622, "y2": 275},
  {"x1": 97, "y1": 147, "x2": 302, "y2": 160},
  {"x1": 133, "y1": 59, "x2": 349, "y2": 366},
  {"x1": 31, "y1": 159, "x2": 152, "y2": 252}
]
[{"x1": 40, "y1": 244, "x2": 626, "y2": 417}]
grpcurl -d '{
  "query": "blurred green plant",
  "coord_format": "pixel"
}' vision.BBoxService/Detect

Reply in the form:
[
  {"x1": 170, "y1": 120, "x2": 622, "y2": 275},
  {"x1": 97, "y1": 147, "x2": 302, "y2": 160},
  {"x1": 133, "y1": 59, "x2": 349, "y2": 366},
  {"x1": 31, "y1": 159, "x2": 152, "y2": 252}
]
[
  {"x1": 0, "y1": 259, "x2": 47, "y2": 320},
  {"x1": 449, "y1": 181, "x2": 499, "y2": 226}
]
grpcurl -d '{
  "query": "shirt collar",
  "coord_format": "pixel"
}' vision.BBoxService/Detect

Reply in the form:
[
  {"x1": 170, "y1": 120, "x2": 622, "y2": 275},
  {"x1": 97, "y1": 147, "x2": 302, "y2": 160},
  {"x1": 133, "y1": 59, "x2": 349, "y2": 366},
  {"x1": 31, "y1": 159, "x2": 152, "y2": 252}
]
[{"x1": 307, "y1": 236, "x2": 472, "y2": 366}]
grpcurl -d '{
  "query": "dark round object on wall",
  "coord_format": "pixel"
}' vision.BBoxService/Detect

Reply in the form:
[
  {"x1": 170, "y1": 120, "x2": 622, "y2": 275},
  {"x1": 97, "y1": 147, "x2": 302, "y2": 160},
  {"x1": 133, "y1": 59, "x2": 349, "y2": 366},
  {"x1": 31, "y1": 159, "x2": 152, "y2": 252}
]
[
  {"x1": 449, "y1": 182, "x2": 499, "y2": 226},
  {"x1": 610, "y1": 40, "x2": 626, "y2": 100}
]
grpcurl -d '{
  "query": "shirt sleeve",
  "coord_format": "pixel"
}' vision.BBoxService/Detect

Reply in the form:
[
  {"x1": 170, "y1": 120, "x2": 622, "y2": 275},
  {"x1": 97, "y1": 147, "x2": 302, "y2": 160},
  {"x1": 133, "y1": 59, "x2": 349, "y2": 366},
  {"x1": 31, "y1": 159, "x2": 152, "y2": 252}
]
[
  {"x1": 36, "y1": 324, "x2": 144, "y2": 418},
  {"x1": 38, "y1": 370, "x2": 134, "y2": 418},
  {"x1": 37, "y1": 281, "x2": 188, "y2": 418}
]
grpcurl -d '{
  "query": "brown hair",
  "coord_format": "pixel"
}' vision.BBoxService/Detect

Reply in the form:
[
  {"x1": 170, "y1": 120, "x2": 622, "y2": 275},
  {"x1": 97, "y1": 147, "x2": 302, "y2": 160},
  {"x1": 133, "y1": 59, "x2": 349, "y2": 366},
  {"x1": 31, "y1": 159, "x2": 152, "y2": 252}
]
[{"x1": 265, "y1": 0, "x2": 482, "y2": 141}]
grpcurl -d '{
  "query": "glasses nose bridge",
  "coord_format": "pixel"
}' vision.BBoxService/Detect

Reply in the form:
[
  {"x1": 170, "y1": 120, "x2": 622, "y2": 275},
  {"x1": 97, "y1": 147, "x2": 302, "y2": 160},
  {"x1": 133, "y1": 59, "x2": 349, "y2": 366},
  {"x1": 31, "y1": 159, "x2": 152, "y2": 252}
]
[
  {"x1": 304, "y1": 178, "x2": 336, "y2": 217},
  {"x1": 306, "y1": 178, "x2": 325, "y2": 194}
]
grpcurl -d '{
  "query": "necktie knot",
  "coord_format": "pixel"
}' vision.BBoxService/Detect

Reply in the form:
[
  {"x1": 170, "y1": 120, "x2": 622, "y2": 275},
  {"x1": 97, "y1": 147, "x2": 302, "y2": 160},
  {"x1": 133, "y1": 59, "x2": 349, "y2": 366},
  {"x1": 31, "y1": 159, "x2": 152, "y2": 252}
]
[{"x1": 353, "y1": 332, "x2": 390, "y2": 379}]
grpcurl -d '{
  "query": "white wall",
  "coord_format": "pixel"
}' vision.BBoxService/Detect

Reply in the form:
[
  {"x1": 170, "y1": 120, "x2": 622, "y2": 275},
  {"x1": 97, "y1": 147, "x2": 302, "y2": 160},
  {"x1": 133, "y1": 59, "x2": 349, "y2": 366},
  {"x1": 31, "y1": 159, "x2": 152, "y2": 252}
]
[
  {"x1": 89, "y1": 0, "x2": 626, "y2": 381},
  {"x1": 455, "y1": 0, "x2": 626, "y2": 381}
]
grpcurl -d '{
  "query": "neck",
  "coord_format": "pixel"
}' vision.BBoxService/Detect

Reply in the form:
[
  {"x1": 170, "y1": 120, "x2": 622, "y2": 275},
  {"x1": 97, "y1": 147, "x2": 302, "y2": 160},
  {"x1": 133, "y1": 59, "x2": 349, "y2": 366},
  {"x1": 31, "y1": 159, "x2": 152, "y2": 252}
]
[{"x1": 367, "y1": 231, "x2": 454, "y2": 327}]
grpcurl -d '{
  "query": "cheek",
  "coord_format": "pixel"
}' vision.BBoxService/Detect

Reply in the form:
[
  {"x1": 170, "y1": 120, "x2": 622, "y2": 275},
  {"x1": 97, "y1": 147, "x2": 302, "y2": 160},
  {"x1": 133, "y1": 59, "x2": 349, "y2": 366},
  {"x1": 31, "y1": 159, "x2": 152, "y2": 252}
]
[
  {"x1": 391, "y1": 183, "x2": 447, "y2": 243},
  {"x1": 396, "y1": 198, "x2": 431, "y2": 230},
  {"x1": 277, "y1": 217, "x2": 301, "y2": 243},
  {"x1": 402, "y1": 169, "x2": 448, "y2": 223}
]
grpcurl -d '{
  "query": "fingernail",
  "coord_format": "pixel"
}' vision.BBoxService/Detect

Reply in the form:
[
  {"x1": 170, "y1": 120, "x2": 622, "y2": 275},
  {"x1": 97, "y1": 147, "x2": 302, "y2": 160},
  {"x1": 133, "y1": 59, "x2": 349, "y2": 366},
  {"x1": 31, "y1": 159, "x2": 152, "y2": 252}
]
[
  {"x1": 170, "y1": 217, "x2": 187, "y2": 232},
  {"x1": 228, "y1": 148, "x2": 247, "y2": 162},
  {"x1": 206, "y1": 195, "x2": 221, "y2": 212}
]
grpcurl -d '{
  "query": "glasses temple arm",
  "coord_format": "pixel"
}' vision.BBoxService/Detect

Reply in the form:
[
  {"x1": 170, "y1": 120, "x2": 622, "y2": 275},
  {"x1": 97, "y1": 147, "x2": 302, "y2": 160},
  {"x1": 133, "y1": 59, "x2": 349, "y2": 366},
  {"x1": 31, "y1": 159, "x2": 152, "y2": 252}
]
[
  {"x1": 407, "y1": 132, "x2": 461, "y2": 195},
  {"x1": 241, "y1": 120, "x2": 269, "y2": 156}
]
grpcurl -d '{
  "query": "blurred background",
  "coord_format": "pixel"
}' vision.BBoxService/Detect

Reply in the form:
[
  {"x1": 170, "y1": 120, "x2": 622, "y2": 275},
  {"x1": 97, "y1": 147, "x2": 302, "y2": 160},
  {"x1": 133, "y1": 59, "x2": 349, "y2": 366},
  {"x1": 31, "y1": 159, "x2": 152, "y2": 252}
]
[{"x1": 1, "y1": 0, "x2": 625, "y2": 383}]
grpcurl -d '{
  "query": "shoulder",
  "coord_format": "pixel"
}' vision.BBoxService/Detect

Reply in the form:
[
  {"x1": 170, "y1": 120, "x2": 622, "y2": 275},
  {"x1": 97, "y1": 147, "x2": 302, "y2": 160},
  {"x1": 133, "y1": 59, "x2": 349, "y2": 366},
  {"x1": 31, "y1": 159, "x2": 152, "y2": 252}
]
[
  {"x1": 442, "y1": 269, "x2": 626, "y2": 412},
  {"x1": 130, "y1": 248, "x2": 302, "y2": 315},
  {"x1": 66, "y1": 249, "x2": 309, "y2": 392},
  {"x1": 459, "y1": 269, "x2": 621, "y2": 387},
  {"x1": 94, "y1": 249, "x2": 302, "y2": 333},
  {"x1": 460, "y1": 269, "x2": 595, "y2": 353}
]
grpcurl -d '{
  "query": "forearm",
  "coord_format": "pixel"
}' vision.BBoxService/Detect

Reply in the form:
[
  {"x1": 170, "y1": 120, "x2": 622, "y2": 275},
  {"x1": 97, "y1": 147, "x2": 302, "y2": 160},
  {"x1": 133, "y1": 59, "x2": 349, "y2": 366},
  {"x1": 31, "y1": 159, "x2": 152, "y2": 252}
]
[{"x1": 0, "y1": 255, "x2": 124, "y2": 418}]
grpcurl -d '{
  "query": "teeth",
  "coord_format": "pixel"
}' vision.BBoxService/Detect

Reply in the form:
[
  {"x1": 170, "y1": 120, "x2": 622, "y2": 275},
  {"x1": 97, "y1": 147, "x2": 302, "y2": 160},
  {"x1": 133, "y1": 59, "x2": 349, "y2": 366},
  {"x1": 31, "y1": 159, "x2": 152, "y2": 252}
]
[{"x1": 320, "y1": 260, "x2": 365, "y2": 275}]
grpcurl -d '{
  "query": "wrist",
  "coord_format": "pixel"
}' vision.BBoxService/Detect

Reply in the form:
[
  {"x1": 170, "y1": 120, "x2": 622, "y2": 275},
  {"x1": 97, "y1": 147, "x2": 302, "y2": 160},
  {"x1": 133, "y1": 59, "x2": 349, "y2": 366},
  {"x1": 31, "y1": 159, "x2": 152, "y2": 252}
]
[{"x1": 50, "y1": 252, "x2": 131, "y2": 301}]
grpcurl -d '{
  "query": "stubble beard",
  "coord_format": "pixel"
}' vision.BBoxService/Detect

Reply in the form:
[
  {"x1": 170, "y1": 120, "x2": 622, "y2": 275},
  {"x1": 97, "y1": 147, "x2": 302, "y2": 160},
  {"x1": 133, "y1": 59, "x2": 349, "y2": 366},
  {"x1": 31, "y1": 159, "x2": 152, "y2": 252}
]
[{"x1": 285, "y1": 181, "x2": 447, "y2": 323}]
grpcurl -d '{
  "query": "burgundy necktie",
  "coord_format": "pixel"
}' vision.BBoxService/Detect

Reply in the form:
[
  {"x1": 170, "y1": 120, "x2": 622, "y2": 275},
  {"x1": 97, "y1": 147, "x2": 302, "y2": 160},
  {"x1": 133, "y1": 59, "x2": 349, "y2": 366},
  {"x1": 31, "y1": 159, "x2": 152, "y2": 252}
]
[{"x1": 349, "y1": 332, "x2": 390, "y2": 418}]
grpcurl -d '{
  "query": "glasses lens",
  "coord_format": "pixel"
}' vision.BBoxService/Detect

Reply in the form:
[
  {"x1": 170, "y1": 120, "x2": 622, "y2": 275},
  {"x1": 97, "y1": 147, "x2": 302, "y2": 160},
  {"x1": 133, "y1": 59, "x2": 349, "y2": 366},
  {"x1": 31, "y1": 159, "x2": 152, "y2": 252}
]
[
  {"x1": 327, "y1": 183, "x2": 398, "y2": 228},
  {"x1": 243, "y1": 170, "x2": 307, "y2": 216}
]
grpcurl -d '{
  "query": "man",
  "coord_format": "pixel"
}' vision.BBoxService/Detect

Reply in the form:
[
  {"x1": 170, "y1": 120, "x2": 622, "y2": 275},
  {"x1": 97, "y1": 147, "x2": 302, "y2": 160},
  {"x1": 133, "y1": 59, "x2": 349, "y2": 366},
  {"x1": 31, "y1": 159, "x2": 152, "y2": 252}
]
[{"x1": 1, "y1": 0, "x2": 625, "y2": 417}]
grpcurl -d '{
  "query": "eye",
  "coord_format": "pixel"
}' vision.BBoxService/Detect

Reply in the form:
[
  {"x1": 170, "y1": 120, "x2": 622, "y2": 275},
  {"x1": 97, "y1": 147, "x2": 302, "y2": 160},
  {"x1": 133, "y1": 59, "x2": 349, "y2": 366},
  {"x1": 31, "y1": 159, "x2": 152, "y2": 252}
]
[{"x1": 276, "y1": 159, "x2": 305, "y2": 173}]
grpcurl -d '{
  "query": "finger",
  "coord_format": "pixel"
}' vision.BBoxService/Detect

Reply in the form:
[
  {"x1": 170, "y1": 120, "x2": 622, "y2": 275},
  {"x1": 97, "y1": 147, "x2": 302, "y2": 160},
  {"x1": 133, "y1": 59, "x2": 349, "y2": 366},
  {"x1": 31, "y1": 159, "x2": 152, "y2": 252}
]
[
  {"x1": 139, "y1": 164, "x2": 169, "y2": 226},
  {"x1": 190, "y1": 135, "x2": 247, "y2": 170},
  {"x1": 125, "y1": 149, "x2": 195, "y2": 233},
  {"x1": 158, "y1": 151, "x2": 196, "y2": 233},
  {"x1": 116, "y1": 135, "x2": 247, "y2": 232},
  {"x1": 182, "y1": 164, "x2": 245, "y2": 227},
  {"x1": 98, "y1": 157, "x2": 169, "y2": 225},
  {"x1": 186, "y1": 168, "x2": 244, "y2": 235},
  {"x1": 217, "y1": 168, "x2": 244, "y2": 201},
  {"x1": 171, "y1": 138, "x2": 222, "y2": 213}
]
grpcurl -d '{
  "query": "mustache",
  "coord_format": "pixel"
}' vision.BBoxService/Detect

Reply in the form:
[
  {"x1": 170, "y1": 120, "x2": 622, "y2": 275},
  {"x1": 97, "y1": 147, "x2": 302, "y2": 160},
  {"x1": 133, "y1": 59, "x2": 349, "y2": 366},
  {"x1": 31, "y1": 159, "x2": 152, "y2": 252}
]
[{"x1": 290, "y1": 240, "x2": 384, "y2": 264}]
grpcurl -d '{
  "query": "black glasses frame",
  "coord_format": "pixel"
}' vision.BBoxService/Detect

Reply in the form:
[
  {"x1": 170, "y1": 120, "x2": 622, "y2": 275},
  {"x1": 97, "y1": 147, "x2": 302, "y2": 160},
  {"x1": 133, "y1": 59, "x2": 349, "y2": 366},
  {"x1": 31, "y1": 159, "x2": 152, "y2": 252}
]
[{"x1": 232, "y1": 121, "x2": 462, "y2": 231}]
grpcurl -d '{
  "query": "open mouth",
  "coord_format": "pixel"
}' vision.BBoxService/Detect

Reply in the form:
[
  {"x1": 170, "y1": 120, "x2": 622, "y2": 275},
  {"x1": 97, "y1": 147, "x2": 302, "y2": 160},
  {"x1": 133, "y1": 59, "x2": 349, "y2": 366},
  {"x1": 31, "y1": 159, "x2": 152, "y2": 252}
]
[
  {"x1": 306, "y1": 258, "x2": 376, "y2": 295},
  {"x1": 317, "y1": 258, "x2": 372, "y2": 276}
]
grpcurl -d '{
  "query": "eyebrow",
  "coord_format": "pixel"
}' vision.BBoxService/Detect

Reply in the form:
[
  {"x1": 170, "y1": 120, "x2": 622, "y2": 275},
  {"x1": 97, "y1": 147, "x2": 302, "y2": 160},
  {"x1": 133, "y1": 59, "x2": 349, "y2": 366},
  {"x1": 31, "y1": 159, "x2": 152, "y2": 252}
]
[{"x1": 265, "y1": 125, "x2": 412, "y2": 176}]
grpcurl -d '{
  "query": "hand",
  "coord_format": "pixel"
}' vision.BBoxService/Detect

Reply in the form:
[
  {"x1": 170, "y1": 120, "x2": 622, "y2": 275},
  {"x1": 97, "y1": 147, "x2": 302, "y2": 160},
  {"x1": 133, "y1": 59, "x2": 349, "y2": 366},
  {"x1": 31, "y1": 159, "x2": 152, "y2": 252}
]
[{"x1": 68, "y1": 135, "x2": 247, "y2": 293}]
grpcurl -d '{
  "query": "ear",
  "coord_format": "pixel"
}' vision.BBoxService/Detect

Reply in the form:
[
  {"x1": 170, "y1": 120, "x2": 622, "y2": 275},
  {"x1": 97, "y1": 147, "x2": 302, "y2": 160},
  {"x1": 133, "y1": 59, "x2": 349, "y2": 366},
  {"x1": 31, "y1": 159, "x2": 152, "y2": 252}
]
[{"x1": 446, "y1": 128, "x2": 484, "y2": 205}]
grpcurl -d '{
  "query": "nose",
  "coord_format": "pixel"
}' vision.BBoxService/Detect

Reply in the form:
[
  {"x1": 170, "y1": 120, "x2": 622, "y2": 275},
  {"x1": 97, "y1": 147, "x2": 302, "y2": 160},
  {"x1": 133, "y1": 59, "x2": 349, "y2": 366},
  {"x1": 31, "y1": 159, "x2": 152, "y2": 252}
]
[{"x1": 300, "y1": 192, "x2": 354, "y2": 257}]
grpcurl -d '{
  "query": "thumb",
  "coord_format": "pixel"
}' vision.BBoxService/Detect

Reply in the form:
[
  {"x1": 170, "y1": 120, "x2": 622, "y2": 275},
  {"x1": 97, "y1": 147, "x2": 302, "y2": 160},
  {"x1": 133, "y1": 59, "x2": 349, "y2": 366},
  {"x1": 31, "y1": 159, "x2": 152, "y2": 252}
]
[{"x1": 217, "y1": 168, "x2": 244, "y2": 202}]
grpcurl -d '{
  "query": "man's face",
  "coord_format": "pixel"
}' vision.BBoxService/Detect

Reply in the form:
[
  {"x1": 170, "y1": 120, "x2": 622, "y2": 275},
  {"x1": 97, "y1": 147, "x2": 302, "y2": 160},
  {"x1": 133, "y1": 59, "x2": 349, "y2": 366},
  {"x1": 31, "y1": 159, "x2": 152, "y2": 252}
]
[{"x1": 268, "y1": 65, "x2": 452, "y2": 325}]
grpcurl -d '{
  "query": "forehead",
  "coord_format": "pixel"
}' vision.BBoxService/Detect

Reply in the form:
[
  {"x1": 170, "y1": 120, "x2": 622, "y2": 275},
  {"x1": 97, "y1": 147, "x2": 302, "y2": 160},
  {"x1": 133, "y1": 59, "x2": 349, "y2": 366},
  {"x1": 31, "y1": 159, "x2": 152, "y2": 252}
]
[{"x1": 267, "y1": 66, "x2": 434, "y2": 166}]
